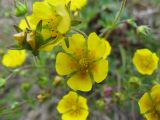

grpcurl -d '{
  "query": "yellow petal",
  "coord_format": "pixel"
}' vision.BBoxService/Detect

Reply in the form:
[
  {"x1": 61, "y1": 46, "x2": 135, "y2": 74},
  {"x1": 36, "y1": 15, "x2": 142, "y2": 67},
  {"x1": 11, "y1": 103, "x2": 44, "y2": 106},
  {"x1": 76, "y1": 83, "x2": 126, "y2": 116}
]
[
  {"x1": 56, "y1": 4, "x2": 71, "y2": 34},
  {"x1": 67, "y1": 72, "x2": 92, "y2": 92},
  {"x1": 56, "y1": 52, "x2": 78, "y2": 75},
  {"x1": 102, "y1": 39, "x2": 111, "y2": 58},
  {"x1": 66, "y1": 0, "x2": 87, "y2": 11},
  {"x1": 62, "y1": 34, "x2": 86, "y2": 58},
  {"x1": 151, "y1": 84, "x2": 160, "y2": 92},
  {"x1": 133, "y1": 49, "x2": 159, "y2": 75},
  {"x1": 62, "y1": 109, "x2": 88, "y2": 120},
  {"x1": 2, "y1": 50, "x2": 26, "y2": 68},
  {"x1": 57, "y1": 91, "x2": 78, "y2": 113},
  {"x1": 19, "y1": 16, "x2": 36, "y2": 30},
  {"x1": 138, "y1": 92, "x2": 153, "y2": 114},
  {"x1": 78, "y1": 96, "x2": 88, "y2": 110},
  {"x1": 145, "y1": 111, "x2": 159, "y2": 120},
  {"x1": 91, "y1": 59, "x2": 108, "y2": 83},
  {"x1": 88, "y1": 32, "x2": 106, "y2": 60}
]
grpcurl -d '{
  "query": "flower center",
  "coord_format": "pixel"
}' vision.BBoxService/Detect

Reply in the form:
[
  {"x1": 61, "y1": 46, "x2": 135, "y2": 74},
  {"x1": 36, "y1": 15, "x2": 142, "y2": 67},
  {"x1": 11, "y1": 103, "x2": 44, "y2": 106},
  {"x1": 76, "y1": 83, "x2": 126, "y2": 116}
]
[
  {"x1": 71, "y1": 105, "x2": 78, "y2": 111},
  {"x1": 79, "y1": 58, "x2": 89, "y2": 71}
]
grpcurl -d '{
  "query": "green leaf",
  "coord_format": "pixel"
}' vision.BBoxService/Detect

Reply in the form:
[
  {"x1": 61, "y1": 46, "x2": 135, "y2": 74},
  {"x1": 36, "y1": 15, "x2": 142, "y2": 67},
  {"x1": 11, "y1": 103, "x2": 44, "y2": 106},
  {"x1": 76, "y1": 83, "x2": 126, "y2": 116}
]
[
  {"x1": 0, "y1": 78, "x2": 6, "y2": 88},
  {"x1": 11, "y1": 102, "x2": 19, "y2": 109}
]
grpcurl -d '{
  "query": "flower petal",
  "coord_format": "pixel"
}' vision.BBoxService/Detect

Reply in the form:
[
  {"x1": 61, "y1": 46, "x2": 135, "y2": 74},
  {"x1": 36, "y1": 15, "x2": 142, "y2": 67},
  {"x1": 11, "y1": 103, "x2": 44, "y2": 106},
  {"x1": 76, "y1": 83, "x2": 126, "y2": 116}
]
[
  {"x1": 67, "y1": 72, "x2": 92, "y2": 92},
  {"x1": 56, "y1": 5, "x2": 71, "y2": 34},
  {"x1": 62, "y1": 109, "x2": 89, "y2": 120},
  {"x1": 102, "y1": 39, "x2": 111, "y2": 58},
  {"x1": 138, "y1": 93, "x2": 153, "y2": 114},
  {"x1": 88, "y1": 32, "x2": 106, "y2": 60},
  {"x1": 2, "y1": 50, "x2": 26, "y2": 68},
  {"x1": 133, "y1": 49, "x2": 159, "y2": 75},
  {"x1": 91, "y1": 59, "x2": 108, "y2": 83},
  {"x1": 56, "y1": 52, "x2": 78, "y2": 75},
  {"x1": 62, "y1": 34, "x2": 86, "y2": 58},
  {"x1": 57, "y1": 91, "x2": 77, "y2": 113}
]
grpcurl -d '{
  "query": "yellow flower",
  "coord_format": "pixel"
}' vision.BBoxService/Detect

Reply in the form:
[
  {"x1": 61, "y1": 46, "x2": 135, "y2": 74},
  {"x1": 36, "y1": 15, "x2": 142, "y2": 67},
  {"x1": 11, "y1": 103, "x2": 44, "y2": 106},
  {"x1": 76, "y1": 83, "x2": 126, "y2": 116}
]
[
  {"x1": 133, "y1": 49, "x2": 159, "y2": 75},
  {"x1": 65, "y1": 0, "x2": 87, "y2": 11},
  {"x1": 138, "y1": 84, "x2": 160, "y2": 120},
  {"x1": 57, "y1": 91, "x2": 89, "y2": 120},
  {"x1": 2, "y1": 50, "x2": 26, "y2": 68},
  {"x1": 19, "y1": 0, "x2": 71, "y2": 51},
  {"x1": 56, "y1": 32, "x2": 111, "y2": 91}
]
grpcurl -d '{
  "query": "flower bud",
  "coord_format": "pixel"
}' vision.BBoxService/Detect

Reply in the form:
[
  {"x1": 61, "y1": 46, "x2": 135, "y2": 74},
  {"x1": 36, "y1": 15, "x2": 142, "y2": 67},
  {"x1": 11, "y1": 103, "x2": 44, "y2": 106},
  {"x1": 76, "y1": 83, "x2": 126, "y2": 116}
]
[
  {"x1": 136, "y1": 25, "x2": 151, "y2": 38},
  {"x1": 27, "y1": 32, "x2": 36, "y2": 50},
  {"x1": 128, "y1": 76, "x2": 141, "y2": 89},
  {"x1": 37, "y1": 94, "x2": 46, "y2": 103},
  {"x1": 53, "y1": 76, "x2": 62, "y2": 86},
  {"x1": 20, "y1": 83, "x2": 32, "y2": 92},
  {"x1": 13, "y1": 32, "x2": 25, "y2": 45},
  {"x1": 96, "y1": 99, "x2": 105, "y2": 110},
  {"x1": 14, "y1": 1, "x2": 27, "y2": 17},
  {"x1": 114, "y1": 92, "x2": 125, "y2": 102}
]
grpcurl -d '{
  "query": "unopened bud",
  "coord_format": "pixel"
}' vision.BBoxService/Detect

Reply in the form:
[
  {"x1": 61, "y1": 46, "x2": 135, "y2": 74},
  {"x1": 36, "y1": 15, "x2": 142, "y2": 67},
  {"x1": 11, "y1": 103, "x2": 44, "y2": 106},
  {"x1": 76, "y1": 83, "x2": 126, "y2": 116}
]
[
  {"x1": 20, "y1": 83, "x2": 32, "y2": 92},
  {"x1": 14, "y1": 1, "x2": 27, "y2": 17},
  {"x1": 129, "y1": 76, "x2": 141, "y2": 89},
  {"x1": 96, "y1": 99, "x2": 105, "y2": 110},
  {"x1": 114, "y1": 92, "x2": 125, "y2": 102},
  {"x1": 53, "y1": 76, "x2": 62, "y2": 86},
  {"x1": 137, "y1": 25, "x2": 151, "y2": 38},
  {"x1": 27, "y1": 32, "x2": 36, "y2": 50},
  {"x1": 13, "y1": 32, "x2": 25, "y2": 45},
  {"x1": 37, "y1": 94, "x2": 46, "y2": 103}
]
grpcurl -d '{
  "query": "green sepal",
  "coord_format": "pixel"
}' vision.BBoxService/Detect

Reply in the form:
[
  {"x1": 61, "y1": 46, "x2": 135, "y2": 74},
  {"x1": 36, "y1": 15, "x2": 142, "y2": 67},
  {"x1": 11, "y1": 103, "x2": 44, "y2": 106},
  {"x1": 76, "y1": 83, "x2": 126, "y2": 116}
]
[
  {"x1": 13, "y1": 25, "x2": 23, "y2": 32},
  {"x1": 64, "y1": 37, "x2": 69, "y2": 48}
]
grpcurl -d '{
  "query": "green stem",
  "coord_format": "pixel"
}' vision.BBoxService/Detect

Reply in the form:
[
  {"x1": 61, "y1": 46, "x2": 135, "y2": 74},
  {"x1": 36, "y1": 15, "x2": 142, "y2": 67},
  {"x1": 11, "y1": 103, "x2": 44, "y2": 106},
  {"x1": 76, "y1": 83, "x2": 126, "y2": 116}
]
[
  {"x1": 24, "y1": 16, "x2": 31, "y2": 29},
  {"x1": 101, "y1": 0, "x2": 127, "y2": 39},
  {"x1": 71, "y1": 27, "x2": 88, "y2": 39}
]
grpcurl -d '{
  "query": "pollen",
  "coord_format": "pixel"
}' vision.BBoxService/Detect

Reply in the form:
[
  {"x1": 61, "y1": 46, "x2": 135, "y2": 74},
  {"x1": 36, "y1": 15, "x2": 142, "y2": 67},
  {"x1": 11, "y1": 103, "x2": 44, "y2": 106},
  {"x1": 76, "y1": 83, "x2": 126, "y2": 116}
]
[{"x1": 79, "y1": 58, "x2": 89, "y2": 71}]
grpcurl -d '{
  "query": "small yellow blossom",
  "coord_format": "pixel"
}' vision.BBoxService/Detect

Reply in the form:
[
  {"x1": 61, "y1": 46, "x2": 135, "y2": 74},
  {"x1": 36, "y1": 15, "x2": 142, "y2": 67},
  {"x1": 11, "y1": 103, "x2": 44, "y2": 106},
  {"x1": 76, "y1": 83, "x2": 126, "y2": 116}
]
[
  {"x1": 2, "y1": 50, "x2": 26, "y2": 68},
  {"x1": 56, "y1": 32, "x2": 111, "y2": 91},
  {"x1": 65, "y1": 0, "x2": 87, "y2": 11},
  {"x1": 133, "y1": 49, "x2": 159, "y2": 75},
  {"x1": 138, "y1": 84, "x2": 160, "y2": 120},
  {"x1": 19, "y1": 0, "x2": 71, "y2": 51},
  {"x1": 57, "y1": 91, "x2": 89, "y2": 120}
]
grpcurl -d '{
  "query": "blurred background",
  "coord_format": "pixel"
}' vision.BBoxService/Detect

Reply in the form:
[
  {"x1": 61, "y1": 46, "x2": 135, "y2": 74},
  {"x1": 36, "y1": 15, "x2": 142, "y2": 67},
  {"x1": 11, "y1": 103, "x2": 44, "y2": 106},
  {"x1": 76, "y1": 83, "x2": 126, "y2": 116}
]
[{"x1": 0, "y1": 0, "x2": 160, "y2": 120}]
